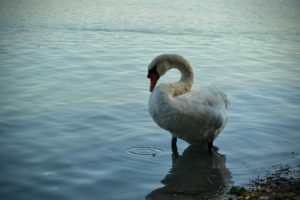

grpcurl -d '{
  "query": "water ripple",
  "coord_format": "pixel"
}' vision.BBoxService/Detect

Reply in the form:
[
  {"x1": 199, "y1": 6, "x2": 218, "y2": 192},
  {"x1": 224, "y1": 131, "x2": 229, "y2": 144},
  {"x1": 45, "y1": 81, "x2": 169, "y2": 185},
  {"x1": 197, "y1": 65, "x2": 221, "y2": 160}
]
[{"x1": 126, "y1": 147, "x2": 164, "y2": 157}]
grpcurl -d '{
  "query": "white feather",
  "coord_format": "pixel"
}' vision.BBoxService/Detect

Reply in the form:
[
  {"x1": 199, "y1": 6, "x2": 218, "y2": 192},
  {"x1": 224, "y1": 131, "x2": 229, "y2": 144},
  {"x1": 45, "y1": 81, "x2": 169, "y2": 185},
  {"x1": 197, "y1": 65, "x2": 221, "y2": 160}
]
[{"x1": 148, "y1": 54, "x2": 229, "y2": 145}]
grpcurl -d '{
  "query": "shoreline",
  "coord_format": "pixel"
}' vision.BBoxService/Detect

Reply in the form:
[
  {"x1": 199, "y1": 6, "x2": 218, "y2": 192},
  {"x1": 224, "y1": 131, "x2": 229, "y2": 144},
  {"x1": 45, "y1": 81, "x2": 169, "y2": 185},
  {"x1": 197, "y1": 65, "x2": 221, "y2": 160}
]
[{"x1": 222, "y1": 164, "x2": 300, "y2": 200}]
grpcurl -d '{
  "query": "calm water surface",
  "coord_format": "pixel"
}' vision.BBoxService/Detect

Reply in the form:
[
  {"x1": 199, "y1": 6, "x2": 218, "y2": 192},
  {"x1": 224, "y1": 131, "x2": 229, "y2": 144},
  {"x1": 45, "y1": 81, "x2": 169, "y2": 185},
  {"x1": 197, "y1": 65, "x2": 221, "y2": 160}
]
[{"x1": 0, "y1": 0, "x2": 300, "y2": 199}]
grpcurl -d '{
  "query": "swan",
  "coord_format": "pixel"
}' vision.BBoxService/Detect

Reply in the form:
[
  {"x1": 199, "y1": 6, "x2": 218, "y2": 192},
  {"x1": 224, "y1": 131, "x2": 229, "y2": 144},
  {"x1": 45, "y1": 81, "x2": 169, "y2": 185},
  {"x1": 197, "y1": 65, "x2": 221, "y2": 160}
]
[{"x1": 147, "y1": 54, "x2": 229, "y2": 152}]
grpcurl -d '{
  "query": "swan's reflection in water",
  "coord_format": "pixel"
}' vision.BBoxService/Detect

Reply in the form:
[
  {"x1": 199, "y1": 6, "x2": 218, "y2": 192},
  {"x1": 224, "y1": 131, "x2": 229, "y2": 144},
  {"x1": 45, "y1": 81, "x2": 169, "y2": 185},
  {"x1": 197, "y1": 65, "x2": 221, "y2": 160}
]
[{"x1": 146, "y1": 145, "x2": 231, "y2": 200}]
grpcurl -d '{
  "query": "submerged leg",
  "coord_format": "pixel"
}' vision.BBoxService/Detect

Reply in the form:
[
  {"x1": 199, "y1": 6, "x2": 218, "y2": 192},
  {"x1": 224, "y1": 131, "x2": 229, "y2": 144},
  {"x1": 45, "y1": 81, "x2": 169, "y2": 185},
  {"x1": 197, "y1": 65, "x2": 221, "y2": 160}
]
[
  {"x1": 171, "y1": 137, "x2": 178, "y2": 154},
  {"x1": 207, "y1": 140, "x2": 213, "y2": 151}
]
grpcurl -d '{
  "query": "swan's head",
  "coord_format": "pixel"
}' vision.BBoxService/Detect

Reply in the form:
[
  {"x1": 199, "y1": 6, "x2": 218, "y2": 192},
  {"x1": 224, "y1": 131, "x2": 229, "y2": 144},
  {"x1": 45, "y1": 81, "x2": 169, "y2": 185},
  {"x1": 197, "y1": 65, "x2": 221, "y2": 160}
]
[{"x1": 147, "y1": 54, "x2": 173, "y2": 92}]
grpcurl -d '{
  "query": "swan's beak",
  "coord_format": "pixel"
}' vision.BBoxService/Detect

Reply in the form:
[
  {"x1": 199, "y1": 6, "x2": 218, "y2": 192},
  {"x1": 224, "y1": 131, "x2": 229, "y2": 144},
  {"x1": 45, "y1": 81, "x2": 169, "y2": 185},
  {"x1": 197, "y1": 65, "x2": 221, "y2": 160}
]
[{"x1": 147, "y1": 72, "x2": 159, "y2": 92}]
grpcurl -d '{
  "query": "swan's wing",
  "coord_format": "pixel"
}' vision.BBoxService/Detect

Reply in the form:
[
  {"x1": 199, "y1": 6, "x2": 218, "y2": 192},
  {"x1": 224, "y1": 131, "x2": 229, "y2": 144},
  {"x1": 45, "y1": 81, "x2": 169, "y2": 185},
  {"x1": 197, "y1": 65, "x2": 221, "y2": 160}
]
[
  {"x1": 174, "y1": 85, "x2": 228, "y2": 112},
  {"x1": 164, "y1": 86, "x2": 228, "y2": 140},
  {"x1": 178, "y1": 85, "x2": 229, "y2": 108}
]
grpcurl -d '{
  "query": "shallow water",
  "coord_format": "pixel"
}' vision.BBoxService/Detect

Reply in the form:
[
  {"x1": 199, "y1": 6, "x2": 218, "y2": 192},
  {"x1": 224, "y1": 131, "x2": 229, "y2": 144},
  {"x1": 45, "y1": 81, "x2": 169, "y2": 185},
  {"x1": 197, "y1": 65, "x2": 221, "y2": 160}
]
[{"x1": 0, "y1": 0, "x2": 300, "y2": 199}]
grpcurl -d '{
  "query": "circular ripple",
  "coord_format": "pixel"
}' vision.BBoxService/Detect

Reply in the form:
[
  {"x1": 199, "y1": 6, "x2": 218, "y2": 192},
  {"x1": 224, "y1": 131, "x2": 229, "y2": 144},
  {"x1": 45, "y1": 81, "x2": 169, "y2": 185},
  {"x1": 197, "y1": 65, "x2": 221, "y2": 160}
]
[{"x1": 126, "y1": 147, "x2": 163, "y2": 157}]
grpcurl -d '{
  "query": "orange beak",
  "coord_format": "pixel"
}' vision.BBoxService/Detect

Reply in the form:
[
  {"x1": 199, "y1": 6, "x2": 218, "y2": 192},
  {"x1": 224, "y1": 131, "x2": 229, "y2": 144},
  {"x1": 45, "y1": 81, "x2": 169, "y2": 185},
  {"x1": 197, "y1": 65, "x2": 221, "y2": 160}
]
[{"x1": 147, "y1": 72, "x2": 159, "y2": 92}]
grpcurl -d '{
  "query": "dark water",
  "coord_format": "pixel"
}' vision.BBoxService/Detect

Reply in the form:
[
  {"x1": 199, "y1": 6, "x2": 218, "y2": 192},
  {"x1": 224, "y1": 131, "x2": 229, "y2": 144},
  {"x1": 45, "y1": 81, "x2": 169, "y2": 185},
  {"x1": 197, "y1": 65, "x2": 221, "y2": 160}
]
[{"x1": 0, "y1": 0, "x2": 300, "y2": 199}]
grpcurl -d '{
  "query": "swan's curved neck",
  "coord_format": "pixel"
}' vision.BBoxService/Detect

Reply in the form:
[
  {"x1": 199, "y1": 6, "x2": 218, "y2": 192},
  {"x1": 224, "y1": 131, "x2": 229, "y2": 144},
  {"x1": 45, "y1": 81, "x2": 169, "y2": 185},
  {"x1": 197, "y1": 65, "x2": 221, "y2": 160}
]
[{"x1": 166, "y1": 56, "x2": 194, "y2": 97}]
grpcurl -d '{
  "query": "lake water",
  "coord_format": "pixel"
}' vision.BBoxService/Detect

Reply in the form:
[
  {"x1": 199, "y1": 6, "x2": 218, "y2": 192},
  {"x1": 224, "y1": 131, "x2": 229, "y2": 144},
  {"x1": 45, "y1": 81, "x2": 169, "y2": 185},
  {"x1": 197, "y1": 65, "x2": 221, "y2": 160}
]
[{"x1": 0, "y1": 0, "x2": 300, "y2": 199}]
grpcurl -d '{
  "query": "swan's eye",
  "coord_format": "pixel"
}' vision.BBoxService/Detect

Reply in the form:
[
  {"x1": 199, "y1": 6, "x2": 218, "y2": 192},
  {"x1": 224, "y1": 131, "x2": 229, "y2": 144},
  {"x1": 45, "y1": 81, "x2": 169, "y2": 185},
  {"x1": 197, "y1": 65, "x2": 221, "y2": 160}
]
[{"x1": 147, "y1": 65, "x2": 159, "y2": 78}]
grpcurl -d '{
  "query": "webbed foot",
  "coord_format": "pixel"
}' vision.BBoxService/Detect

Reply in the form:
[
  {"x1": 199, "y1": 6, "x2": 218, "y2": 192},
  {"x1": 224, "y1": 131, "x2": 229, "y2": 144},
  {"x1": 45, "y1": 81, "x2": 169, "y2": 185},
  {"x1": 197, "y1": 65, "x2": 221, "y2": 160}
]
[
  {"x1": 207, "y1": 141, "x2": 213, "y2": 151},
  {"x1": 171, "y1": 137, "x2": 178, "y2": 154}
]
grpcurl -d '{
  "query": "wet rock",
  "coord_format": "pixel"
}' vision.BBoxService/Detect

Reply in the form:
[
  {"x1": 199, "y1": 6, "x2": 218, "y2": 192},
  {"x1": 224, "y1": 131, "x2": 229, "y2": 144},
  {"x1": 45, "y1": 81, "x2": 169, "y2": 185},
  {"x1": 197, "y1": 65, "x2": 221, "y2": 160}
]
[
  {"x1": 229, "y1": 186, "x2": 247, "y2": 196},
  {"x1": 225, "y1": 164, "x2": 300, "y2": 200}
]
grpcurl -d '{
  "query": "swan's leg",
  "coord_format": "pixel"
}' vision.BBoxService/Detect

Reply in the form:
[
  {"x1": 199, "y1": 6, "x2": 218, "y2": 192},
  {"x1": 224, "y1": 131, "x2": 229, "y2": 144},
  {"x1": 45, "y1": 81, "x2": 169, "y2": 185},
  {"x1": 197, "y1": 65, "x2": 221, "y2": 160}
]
[
  {"x1": 171, "y1": 137, "x2": 178, "y2": 154},
  {"x1": 207, "y1": 141, "x2": 213, "y2": 151}
]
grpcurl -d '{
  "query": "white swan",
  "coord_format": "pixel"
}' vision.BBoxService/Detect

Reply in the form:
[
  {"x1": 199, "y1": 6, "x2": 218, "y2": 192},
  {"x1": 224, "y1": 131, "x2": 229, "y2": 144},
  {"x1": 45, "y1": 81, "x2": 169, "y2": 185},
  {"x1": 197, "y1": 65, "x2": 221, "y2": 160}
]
[{"x1": 147, "y1": 54, "x2": 229, "y2": 151}]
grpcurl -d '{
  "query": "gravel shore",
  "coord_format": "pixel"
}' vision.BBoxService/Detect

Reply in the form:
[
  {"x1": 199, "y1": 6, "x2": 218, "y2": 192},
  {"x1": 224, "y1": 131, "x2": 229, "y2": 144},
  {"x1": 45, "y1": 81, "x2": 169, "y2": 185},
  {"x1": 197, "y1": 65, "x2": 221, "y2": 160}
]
[{"x1": 221, "y1": 165, "x2": 300, "y2": 200}]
